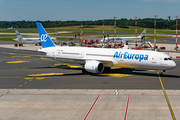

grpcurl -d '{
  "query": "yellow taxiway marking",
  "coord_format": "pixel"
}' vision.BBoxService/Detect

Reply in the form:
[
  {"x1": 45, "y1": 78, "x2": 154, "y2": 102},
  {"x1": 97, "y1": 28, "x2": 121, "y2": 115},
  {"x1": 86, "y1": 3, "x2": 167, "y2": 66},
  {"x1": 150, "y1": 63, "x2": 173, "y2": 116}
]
[
  {"x1": 0, "y1": 77, "x2": 34, "y2": 98},
  {"x1": 53, "y1": 64, "x2": 121, "y2": 69},
  {"x1": 24, "y1": 77, "x2": 34, "y2": 80},
  {"x1": 36, "y1": 77, "x2": 45, "y2": 80},
  {"x1": 12, "y1": 56, "x2": 21, "y2": 58},
  {"x1": 7, "y1": 61, "x2": 30, "y2": 63},
  {"x1": 22, "y1": 56, "x2": 31, "y2": 58},
  {"x1": 50, "y1": 64, "x2": 82, "y2": 68},
  {"x1": 40, "y1": 58, "x2": 48, "y2": 60},
  {"x1": 54, "y1": 64, "x2": 62, "y2": 66},
  {"x1": 12, "y1": 55, "x2": 31, "y2": 58},
  {"x1": 157, "y1": 71, "x2": 176, "y2": 120},
  {"x1": 4, "y1": 53, "x2": 16, "y2": 55},
  {"x1": 0, "y1": 77, "x2": 35, "y2": 98},
  {"x1": 28, "y1": 73, "x2": 64, "y2": 77},
  {"x1": 69, "y1": 65, "x2": 82, "y2": 68},
  {"x1": 6, "y1": 91, "x2": 10, "y2": 93},
  {"x1": 99, "y1": 73, "x2": 132, "y2": 77},
  {"x1": 49, "y1": 65, "x2": 68, "y2": 68},
  {"x1": 62, "y1": 64, "x2": 82, "y2": 68},
  {"x1": 148, "y1": 70, "x2": 157, "y2": 72},
  {"x1": 24, "y1": 82, "x2": 28, "y2": 84}
]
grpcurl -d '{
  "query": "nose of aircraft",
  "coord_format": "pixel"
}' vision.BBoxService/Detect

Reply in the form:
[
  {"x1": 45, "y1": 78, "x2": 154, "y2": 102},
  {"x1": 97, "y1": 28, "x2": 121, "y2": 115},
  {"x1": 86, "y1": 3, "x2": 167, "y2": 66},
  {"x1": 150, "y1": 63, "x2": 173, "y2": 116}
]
[{"x1": 171, "y1": 61, "x2": 177, "y2": 69}]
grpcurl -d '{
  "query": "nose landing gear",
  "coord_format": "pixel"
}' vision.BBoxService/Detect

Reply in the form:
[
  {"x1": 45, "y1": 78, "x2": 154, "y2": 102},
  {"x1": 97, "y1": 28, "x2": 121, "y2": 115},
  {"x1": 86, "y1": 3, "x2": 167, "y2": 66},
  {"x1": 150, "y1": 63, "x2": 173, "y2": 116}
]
[{"x1": 159, "y1": 70, "x2": 166, "y2": 77}]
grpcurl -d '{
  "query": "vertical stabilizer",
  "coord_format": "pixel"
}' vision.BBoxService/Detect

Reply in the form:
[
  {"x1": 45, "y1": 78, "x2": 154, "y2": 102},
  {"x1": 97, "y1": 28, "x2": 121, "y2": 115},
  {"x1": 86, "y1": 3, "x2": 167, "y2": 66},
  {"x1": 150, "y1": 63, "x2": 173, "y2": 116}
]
[
  {"x1": 36, "y1": 22, "x2": 56, "y2": 48},
  {"x1": 15, "y1": 30, "x2": 23, "y2": 40},
  {"x1": 139, "y1": 29, "x2": 146, "y2": 38}
]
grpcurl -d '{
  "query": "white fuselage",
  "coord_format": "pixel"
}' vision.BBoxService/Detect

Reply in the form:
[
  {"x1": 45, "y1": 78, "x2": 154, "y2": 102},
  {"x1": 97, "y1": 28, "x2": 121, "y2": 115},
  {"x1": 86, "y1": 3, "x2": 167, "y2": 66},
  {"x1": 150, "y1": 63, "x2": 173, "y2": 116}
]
[
  {"x1": 38, "y1": 46, "x2": 176, "y2": 70},
  {"x1": 14, "y1": 38, "x2": 59, "y2": 44}
]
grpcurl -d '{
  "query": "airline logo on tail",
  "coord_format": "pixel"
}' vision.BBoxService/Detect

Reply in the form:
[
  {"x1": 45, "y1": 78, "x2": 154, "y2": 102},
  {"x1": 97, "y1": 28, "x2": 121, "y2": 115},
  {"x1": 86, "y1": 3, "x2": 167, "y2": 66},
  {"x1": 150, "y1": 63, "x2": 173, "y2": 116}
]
[
  {"x1": 36, "y1": 22, "x2": 56, "y2": 48},
  {"x1": 41, "y1": 34, "x2": 48, "y2": 42}
]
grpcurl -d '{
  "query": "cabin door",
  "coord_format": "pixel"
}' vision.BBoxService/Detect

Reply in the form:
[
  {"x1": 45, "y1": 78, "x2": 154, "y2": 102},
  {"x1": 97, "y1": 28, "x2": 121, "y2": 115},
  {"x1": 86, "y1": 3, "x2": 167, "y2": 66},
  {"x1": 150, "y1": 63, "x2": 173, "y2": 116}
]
[
  {"x1": 152, "y1": 56, "x2": 156, "y2": 63},
  {"x1": 80, "y1": 51, "x2": 85, "y2": 58}
]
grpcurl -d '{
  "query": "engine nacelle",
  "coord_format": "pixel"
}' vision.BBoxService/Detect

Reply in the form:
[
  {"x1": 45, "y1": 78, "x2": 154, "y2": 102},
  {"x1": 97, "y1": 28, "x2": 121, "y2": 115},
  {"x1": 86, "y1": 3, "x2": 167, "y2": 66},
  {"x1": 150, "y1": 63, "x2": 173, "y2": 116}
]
[{"x1": 84, "y1": 61, "x2": 104, "y2": 73}]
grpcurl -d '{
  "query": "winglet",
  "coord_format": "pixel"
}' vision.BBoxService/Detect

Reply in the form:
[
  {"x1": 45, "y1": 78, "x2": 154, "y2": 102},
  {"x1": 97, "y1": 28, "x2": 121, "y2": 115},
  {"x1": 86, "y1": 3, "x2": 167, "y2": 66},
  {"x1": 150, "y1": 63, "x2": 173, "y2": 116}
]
[{"x1": 36, "y1": 22, "x2": 56, "y2": 48}]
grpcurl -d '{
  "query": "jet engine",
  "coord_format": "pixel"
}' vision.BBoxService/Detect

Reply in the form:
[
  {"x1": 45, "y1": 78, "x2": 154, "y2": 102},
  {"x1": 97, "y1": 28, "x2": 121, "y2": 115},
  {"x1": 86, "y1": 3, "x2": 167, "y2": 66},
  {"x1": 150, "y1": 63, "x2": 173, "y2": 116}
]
[{"x1": 84, "y1": 61, "x2": 104, "y2": 73}]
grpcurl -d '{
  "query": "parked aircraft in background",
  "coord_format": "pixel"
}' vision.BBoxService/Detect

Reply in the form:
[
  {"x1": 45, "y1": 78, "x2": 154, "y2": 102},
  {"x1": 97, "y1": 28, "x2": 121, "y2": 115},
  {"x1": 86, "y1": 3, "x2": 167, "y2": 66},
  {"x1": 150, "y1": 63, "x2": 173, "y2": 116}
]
[
  {"x1": 36, "y1": 22, "x2": 176, "y2": 76},
  {"x1": 14, "y1": 30, "x2": 59, "y2": 45},
  {"x1": 100, "y1": 29, "x2": 146, "y2": 44},
  {"x1": 7, "y1": 27, "x2": 13, "y2": 30}
]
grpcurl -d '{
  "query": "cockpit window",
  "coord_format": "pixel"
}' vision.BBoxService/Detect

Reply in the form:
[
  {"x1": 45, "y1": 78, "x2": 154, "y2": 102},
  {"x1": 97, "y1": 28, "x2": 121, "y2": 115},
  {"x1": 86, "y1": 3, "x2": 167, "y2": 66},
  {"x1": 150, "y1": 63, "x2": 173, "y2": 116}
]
[{"x1": 164, "y1": 58, "x2": 172, "y2": 61}]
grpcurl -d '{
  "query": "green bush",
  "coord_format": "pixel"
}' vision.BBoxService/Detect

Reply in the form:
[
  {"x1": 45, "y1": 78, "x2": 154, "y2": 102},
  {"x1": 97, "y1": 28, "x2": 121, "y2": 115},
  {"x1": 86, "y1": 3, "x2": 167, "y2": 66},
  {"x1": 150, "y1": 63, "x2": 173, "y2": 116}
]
[
  {"x1": 83, "y1": 25, "x2": 94, "y2": 28},
  {"x1": 117, "y1": 25, "x2": 129, "y2": 28}
]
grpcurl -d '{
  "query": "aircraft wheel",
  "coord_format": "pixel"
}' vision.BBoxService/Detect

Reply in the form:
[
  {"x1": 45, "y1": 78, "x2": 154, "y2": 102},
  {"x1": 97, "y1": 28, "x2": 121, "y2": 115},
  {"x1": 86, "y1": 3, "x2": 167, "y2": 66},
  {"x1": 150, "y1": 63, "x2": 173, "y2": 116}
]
[
  {"x1": 160, "y1": 73, "x2": 163, "y2": 77},
  {"x1": 126, "y1": 41, "x2": 128, "y2": 45},
  {"x1": 82, "y1": 69, "x2": 87, "y2": 73}
]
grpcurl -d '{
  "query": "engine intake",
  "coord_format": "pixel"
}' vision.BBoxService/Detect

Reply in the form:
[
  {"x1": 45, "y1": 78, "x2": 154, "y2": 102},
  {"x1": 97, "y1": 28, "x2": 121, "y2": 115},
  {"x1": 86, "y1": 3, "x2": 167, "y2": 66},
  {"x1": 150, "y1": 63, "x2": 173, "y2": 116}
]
[{"x1": 84, "y1": 61, "x2": 104, "y2": 73}]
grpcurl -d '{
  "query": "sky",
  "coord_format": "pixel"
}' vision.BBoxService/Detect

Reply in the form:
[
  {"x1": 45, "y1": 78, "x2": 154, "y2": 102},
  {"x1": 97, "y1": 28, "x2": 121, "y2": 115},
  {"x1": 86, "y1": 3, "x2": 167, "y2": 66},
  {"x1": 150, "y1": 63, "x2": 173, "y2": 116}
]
[{"x1": 0, "y1": 0, "x2": 180, "y2": 21}]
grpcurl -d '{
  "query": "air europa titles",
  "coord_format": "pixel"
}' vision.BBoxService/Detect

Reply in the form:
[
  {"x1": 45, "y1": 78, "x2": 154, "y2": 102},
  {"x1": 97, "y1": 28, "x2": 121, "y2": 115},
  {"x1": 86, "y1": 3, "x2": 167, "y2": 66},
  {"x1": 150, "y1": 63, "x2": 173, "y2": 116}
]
[{"x1": 113, "y1": 51, "x2": 148, "y2": 62}]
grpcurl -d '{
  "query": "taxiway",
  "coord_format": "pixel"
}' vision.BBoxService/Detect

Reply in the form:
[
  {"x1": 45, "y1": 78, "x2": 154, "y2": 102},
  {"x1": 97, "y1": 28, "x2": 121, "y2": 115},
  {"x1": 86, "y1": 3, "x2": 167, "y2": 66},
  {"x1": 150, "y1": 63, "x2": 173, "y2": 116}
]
[{"x1": 0, "y1": 39, "x2": 180, "y2": 120}]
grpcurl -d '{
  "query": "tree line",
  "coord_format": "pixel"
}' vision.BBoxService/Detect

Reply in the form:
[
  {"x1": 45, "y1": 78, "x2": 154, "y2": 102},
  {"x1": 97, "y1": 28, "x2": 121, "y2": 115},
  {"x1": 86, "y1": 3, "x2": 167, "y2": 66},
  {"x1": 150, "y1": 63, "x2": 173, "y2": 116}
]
[{"x1": 0, "y1": 18, "x2": 179, "y2": 30}]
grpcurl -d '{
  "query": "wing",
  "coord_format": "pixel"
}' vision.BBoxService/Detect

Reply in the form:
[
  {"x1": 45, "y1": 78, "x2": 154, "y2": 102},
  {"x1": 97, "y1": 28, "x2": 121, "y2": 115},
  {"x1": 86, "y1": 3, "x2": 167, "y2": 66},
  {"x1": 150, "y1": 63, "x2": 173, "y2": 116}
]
[
  {"x1": 53, "y1": 57, "x2": 114, "y2": 67},
  {"x1": 2, "y1": 51, "x2": 114, "y2": 67}
]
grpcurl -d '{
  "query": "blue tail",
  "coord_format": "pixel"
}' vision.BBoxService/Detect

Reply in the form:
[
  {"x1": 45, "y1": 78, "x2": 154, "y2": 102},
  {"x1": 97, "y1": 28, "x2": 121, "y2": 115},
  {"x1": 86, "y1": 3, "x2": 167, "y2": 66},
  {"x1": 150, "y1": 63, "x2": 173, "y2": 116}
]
[{"x1": 36, "y1": 22, "x2": 56, "y2": 48}]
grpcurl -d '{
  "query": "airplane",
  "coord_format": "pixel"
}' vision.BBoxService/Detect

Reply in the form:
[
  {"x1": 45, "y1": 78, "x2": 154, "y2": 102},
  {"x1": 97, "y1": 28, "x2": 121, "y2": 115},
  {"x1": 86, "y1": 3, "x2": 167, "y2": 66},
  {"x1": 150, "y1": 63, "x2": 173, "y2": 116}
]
[
  {"x1": 8, "y1": 26, "x2": 13, "y2": 30},
  {"x1": 36, "y1": 22, "x2": 176, "y2": 76},
  {"x1": 13, "y1": 30, "x2": 59, "y2": 46},
  {"x1": 100, "y1": 29, "x2": 146, "y2": 44}
]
